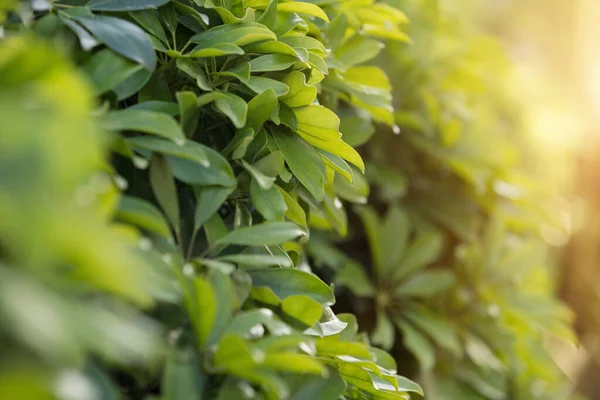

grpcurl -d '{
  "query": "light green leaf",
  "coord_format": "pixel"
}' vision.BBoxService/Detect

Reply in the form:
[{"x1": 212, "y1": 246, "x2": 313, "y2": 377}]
[
  {"x1": 249, "y1": 54, "x2": 298, "y2": 72},
  {"x1": 190, "y1": 22, "x2": 276, "y2": 48},
  {"x1": 281, "y1": 295, "x2": 323, "y2": 326},
  {"x1": 217, "y1": 254, "x2": 292, "y2": 268},
  {"x1": 193, "y1": 276, "x2": 217, "y2": 347},
  {"x1": 273, "y1": 130, "x2": 325, "y2": 201},
  {"x1": 262, "y1": 353, "x2": 326, "y2": 375},
  {"x1": 216, "y1": 222, "x2": 305, "y2": 247},
  {"x1": 393, "y1": 231, "x2": 444, "y2": 282},
  {"x1": 248, "y1": 268, "x2": 334, "y2": 306},
  {"x1": 187, "y1": 42, "x2": 245, "y2": 58},
  {"x1": 116, "y1": 195, "x2": 171, "y2": 237},
  {"x1": 397, "y1": 320, "x2": 435, "y2": 370},
  {"x1": 244, "y1": 76, "x2": 290, "y2": 97},
  {"x1": 247, "y1": 89, "x2": 279, "y2": 131},
  {"x1": 276, "y1": 1, "x2": 329, "y2": 22},
  {"x1": 207, "y1": 269, "x2": 236, "y2": 345},
  {"x1": 394, "y1": 270, "x2": 455, "y2": 298},
  {"x1": 404, "y1": 308, "x2": 462, "y2": 358},
  {"x1": 281, "y1": 71, "x2": 317, "y2": 107},
  {"x1": 101, "y1": 109, "x2": 185, "y2": 142},
  {"x1": 276, "y1": 186, "x2": 307, "y2": 228}
]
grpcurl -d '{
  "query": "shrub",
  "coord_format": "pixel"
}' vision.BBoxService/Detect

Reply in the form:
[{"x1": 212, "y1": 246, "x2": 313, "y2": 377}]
[{"x1": 0, "y1": 0, "x2": 576, "y2": 400}]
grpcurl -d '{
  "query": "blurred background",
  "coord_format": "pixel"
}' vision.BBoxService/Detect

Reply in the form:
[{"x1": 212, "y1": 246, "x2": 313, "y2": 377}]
[{"x1": 448, "y1": 0, "x2": 600, "y2": 397}]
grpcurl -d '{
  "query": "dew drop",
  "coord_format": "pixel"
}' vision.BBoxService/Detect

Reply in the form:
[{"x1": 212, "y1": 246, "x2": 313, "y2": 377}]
[
  {"x1": 133, "y1": 156, "x2": 149, "y2": 170},
  {"x1": 183, "y1": 263, "x2": 195, "y2": 276},
  {"x1": 114, "y1": 175, "x2": 128, "y2": 190},
  {"x1": 392, "y1": 125, "x2": 401, "y2": 135}
]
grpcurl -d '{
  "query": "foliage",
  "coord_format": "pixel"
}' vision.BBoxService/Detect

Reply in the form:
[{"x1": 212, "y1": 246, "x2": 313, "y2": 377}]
[
  {"x1": 0, "y1": 0, "x2": 577, "y2": 399},
  {"x1": 0, "y1": 0, "x2": 423, "y2": 399},
  {"x1": 308, "y1": 1, "x2": 578, "y2": 399}
]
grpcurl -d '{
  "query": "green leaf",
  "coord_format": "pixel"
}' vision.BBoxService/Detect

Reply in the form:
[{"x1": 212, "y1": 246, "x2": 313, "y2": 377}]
[
  {"x1": 294, "y1": 105, "x2": 364, "y2": 172},
  {"x1": 190, "y1": 22, "x2": 276, "y2": 48},
  {"x1": 215, "y1": 92, "x2": 248, "y2": 129},
  {"x1": 372, "y1": 311, "x2": 395, "y2": 350},
  {"x1": 242, "y1": 160, "x2": 276, "y2": 190},
  {"x1": 276, "y1": 186, "x2": 307, "y2": 228},
  {"x1": 318, "y1": 149, "x2": 353, "y2": 184},
  {"x1": 177, "y1": 91, "x2": 201, "y2": 137},
  {"x1": 176, "y1": 59, "x2": 212, "y2": 91},
  {"x1": 87, "y1": 0, "x2": 170, "y2": 11},
  {"x1": 127, "y1": 137, "x2": 209, "y2": 166},
  {"x1": 249, "y1": 40, "x2": 309, "y2": 62},
  {"x1": 256, "y1": 0, "x2": 277, "y2": 28},
  {"x1": 281, "y1": 71, "x2": 317, "y2": 107},
  {"x1": 287, "y1": 372, "x2": 346, "y2": 400},
  {"x1": 248, "y1": 268, "x2": 334, "y2": 306},
  {"x1": 60, "y1": 16, "x2": 100, "y2": 51},
  {"x1": 394, "y1": 270, "x2": 455, "y2": 298},
  {"x1": 393, "y1": 231, "x2": 444, "y2": 281},
  {"x1": 130, "y1": 101, "x2": 179, "y2": 116},
  {"x1": 335, "y1": 36, "x2": 384, "y2": 67},
  {"x1": 73, "y1": 15, "x2": 156, "y2": 70},
  {"x1": 82, "y1": 49, "x2": 141, "y2": 95},
  {"x1": 114, "y1": 67, "x2": 152, "y2": 101},
  {"x1": 187, "y1": 43, "x2": 245, "y2": 58},
  {"x1": 249, "y1": 54, "x2": 298, "y2": 72},
  {"x1": 116, "y1": 195, "x2": 171, "y2": 237},
  {"x1": 216, "y1": 222, "x2": 305, "y2": 247},
  {"x1": 216, "y1": 254, "x2": 292, "y2": 268},
  {"x1": 207, "y1": 269, "x2": 236, "y2": 345},
  {"x1": 247, "y1": 89, "x2": 278, "y2": 131},
  {"x1": 130, "y1": 9, "x2": 167, "y2": 45},
  {"x1": 273, "y1": 130, "x2": 325, "y2": 201},
  {"x1": 194, "y1": 186, "x2": 232, "y2": 230},
  {"x1": 162, "y1": 351, "x2": 204, "y2": 400},
  {"x1": 315, "y1": 339, "x2": 372, "y2": 359},
  {"x1": 276, "y1": 1, "x2": 329, "y2": 22},
  {"x1": 404, "y1": 308, "x2": 462, "y2": 358},
  {"x1": 168, "y1": 146, "x2": 236, "y2": 187},
  {"x1": 212, "y1": 62, "x2": 251, "y2": 83},
  {"x1": 149, "y1": 154, "x2": 180, "y2": 231},
  {"x1": 380, "y1": 206, "x2": 409, "y2": 273},
  {"x1": 281, "y1": 294, "x2": 323, "y2": 326},
  {"x1": 101, "y1": 109, "x2": 185, "y2": 143},
  {"x1": 335, "y1": 261, "x2": 374, "y2": 297},
  {"x1": 224, "y1": 308, "x2": 275, "y2": 337},
  {"x1": 397, "y1": 321, "x2": 435, "y2": 370},
  {"x1": 244, "y1": 76, "x2": 290, "y2": 97},
  {"x1": 251, "y1": 178, "x2": 287, "y2": 221},
  {"x1": 193, "y1": 276, "x2": 217, "y2": 347},
  {"x1": 262, "y1": 353, "x2": 326, "y2": 375}
]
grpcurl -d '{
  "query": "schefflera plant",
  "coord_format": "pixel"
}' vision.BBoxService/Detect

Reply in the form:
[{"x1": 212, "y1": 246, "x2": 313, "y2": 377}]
[{"x1": 6, "y1": 0, "x2": 421, "y2": 399}]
